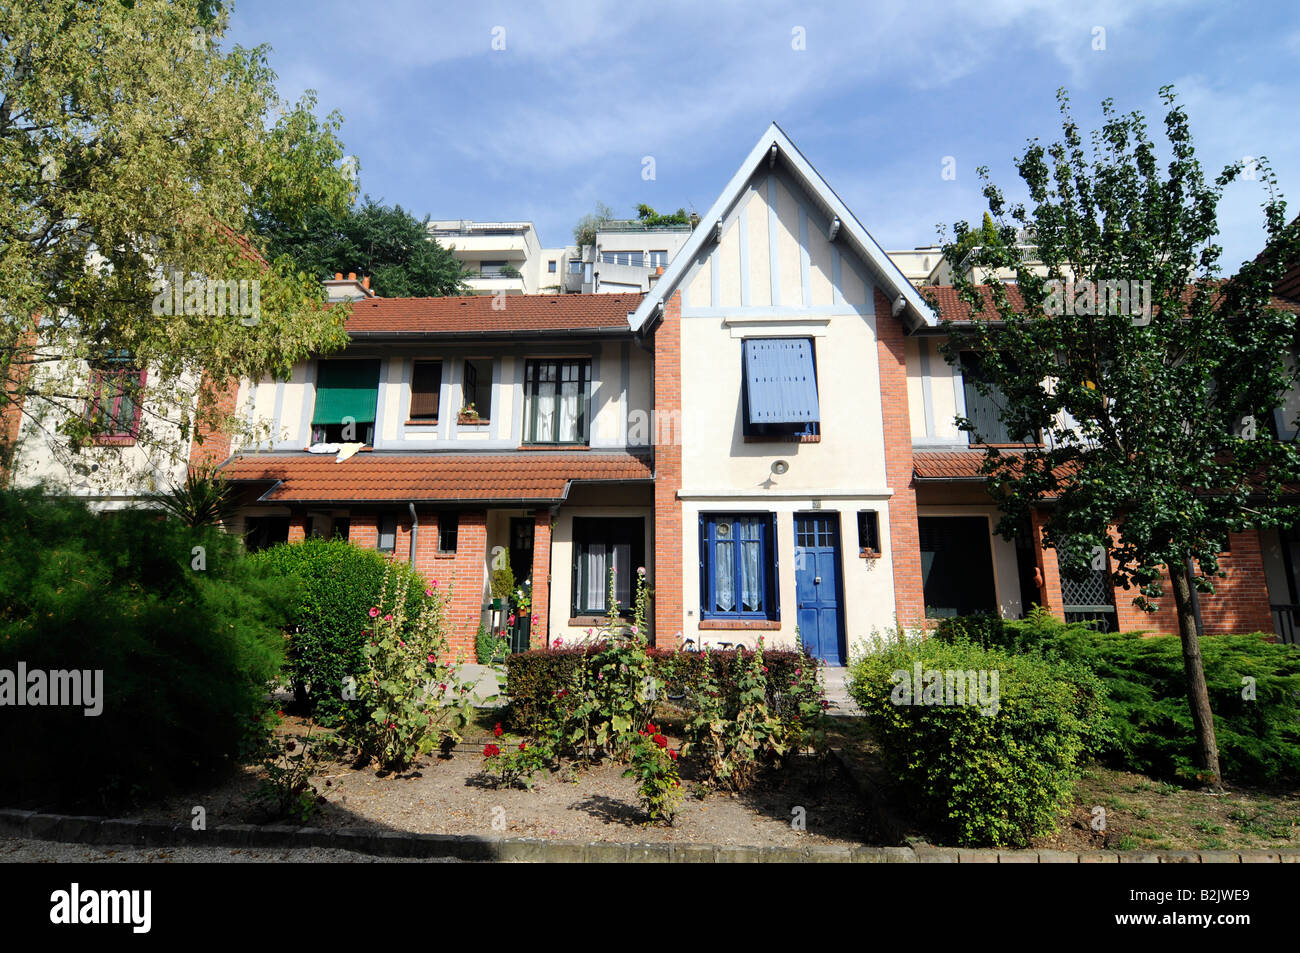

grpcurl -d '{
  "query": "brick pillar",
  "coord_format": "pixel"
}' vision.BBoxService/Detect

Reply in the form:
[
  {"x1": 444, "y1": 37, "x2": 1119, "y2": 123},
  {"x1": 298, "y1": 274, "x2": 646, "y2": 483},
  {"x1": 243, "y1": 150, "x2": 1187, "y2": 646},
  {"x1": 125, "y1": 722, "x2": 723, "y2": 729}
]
[
  {"x1": 0, "y1": 323, "x2": 37, "y2": 488},
  {"x1": 189, "y1": 373, "x2": 240, "y2": 469},
  {"x1": 874, "y1": 287, "x2": 925, "y2": 628},
  {"x1": 1030, "y1": 508, "x2": 1065, "y2": 620},
  {"x1": 652, "y1": 290, "x2": 684, "y2": 648},
  {"x1": 287, "y1": 514, "x2": 309, "y2": 543},
  {"x1": 530, "y1": 509, "x2": 552, "y2": 649}
]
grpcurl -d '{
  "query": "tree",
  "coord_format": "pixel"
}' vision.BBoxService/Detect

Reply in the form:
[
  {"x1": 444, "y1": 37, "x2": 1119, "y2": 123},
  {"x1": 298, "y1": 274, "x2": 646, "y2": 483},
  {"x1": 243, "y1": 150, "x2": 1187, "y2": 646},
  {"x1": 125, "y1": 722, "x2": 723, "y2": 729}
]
[
  {"x1": 635, "y1": 204, "x2": 693, "y2": 228},
  {"x1": 932, "y1": 87, "x2": 1300, "y2": 788},
  {"x1": 1, "y1": 0, "x2": 356, "y2": 486},
  {"x1": 573, "y1": 201, "x2": 615, "y2": 247},
  {"x1": 256, "y1": 197, "x2": 468, "y2": 298}
]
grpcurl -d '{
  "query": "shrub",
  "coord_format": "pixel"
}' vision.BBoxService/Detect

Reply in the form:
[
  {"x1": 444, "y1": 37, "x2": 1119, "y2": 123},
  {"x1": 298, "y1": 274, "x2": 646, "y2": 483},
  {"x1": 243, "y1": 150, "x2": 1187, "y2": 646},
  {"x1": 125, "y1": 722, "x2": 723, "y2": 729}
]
[
  {"x1": 624, "y1": 723, "x2": 682, "y2": 823},
  {"x1": 248, "y1": 538, "x2": 429, "y2": 725},
  {"x1": 343, "y1": 566, "x2": 471, "y2": 772},
  {"x1": 848, "y1": 638, "x2": 1107, "y2": 847},
  {"x1": 935, "y1": 608, "x2": 1300, "y2": 784},
  {"x1": 0, "y1": 488, "x2": 289, "y2": 810}
]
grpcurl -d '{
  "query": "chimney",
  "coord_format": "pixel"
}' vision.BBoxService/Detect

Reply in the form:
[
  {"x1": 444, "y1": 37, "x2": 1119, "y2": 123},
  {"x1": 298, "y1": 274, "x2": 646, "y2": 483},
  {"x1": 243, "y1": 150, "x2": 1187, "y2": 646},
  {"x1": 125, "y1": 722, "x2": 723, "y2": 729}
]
[{"x1": 323, "y1": 273, "x2": 375, "y2": 302}]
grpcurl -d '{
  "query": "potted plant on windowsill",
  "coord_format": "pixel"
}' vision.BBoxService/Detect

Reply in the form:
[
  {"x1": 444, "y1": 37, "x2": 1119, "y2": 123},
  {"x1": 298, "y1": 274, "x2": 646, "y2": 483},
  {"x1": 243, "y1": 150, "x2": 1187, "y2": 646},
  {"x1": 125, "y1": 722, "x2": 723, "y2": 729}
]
[{"x1": 458, "y1": 403, "x2": 487, "y2": 426}]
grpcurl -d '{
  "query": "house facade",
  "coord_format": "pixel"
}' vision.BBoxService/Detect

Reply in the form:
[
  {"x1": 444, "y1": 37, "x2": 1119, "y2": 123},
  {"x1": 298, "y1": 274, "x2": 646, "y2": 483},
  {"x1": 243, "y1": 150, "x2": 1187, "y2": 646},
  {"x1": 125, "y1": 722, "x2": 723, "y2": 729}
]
[{"x1": 5, "y1": 125, "x2": 1297, "y2": 659}]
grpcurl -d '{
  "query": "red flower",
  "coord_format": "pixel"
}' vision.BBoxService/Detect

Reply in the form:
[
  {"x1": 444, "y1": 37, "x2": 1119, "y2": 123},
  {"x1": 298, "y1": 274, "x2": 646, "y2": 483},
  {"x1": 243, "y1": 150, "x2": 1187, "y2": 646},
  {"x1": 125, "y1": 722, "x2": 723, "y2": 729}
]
[
  {"x1": 483, "y1": 744, "x2": 500, "y2": 758},
  {"x1": 518, "y1": 741, "x2": 528, "y2": 751},
  {"x1": 653, "y1": 734, "x2": 668, "y2": 749},
  {"x1": 493, "y1": 722, "x2": 503, "y2": 738},
  {"x1": 668, "y1": 748, "x2": 679, "y2": 761}
]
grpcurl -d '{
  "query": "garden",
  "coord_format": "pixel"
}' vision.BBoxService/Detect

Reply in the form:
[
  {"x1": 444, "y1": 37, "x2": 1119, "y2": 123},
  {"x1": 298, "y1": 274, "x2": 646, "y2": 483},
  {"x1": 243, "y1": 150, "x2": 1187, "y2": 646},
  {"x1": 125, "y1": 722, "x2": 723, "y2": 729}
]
[{"x1": 1, "y1": 487, "x2": 1297, "y2": 854}]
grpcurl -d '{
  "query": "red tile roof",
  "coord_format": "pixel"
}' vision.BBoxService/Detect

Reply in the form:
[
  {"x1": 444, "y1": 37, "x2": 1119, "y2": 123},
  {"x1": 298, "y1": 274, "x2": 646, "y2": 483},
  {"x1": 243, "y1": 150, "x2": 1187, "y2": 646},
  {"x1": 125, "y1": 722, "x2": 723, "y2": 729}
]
[
  {"x1": 912, "y1": 450, "x2": 995, "y2": 481},
  {"x1": 221, "y1": 451, "x2": 653, "y2": 503},
  {"x1": 335, "y1": 293, "x2": 643, "y2": 335},
  {"x1": 920, "y1": 283, "x2": 1299, "y2": 322}
]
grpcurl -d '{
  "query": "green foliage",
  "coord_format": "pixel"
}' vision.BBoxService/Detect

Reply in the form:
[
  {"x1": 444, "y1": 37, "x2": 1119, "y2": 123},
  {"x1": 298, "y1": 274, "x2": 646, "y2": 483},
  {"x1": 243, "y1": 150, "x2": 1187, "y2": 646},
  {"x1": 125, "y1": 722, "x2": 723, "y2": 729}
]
[
  {"x1": 1, "y1": 0, "x2": 355, "y2": 475},
  {"x1": 635, "y1": 204, "x2": 693, "y2": 228},
  {"x1": 255, "y1": 722, "x2": 324, "y2": 822},
  {"x1": 848, "y1": 637, "x2": 1107, "y2": 847},
  {"x1": 933, "y1": 86, "x2": 1300, "y2": 606},
  {"x1": 343, "y1": 566, "x2": 471, "y2": 772},
  {"x1": 479, "y1": 724, "x2": 553, "y2": 790},
  {"x1": 150, "y1": 469, "x2": 237, "y2": 527},
  {"x1": 247, "y1": 537, "x2": 429, "y2": 725},
  {"x1": 933, "y1": 610, "x2": 1300, "y2": 784},
  {"x1": 475, "y1": 624, "x2": 508, "y2": 665},
  {"x1": 259, "y1": 197, "x2": 469, "y2": 298},
  {"x1": 624, "y1": 723, "x2": 682, "y2": 824},
  {"x1": 0, "y1": 488, "x2": 289, "y2": 810},
  {"x1": 490, "y1": 564, "x2": 516, "y2": 601},
  {"x1": 682, "y1": 640, "x2": 827, "y2": 793},
  {"x1": 573, "y1": 201, "x2": 615, "y2": 247}
]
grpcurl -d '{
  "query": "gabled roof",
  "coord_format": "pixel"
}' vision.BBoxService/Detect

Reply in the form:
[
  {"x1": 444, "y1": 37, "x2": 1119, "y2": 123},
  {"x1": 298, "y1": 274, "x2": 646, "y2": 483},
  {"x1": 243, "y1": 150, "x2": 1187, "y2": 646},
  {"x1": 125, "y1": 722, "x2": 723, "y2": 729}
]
[
  {"x1": 628, "y1": 122, "x2": 937, "y2": 333},
  {"x1": 337, "y1": 293, "x2": 643, "y2": 336},
  {"x1": 221, "y1": 450, "x2": 653, "y2": 504}
]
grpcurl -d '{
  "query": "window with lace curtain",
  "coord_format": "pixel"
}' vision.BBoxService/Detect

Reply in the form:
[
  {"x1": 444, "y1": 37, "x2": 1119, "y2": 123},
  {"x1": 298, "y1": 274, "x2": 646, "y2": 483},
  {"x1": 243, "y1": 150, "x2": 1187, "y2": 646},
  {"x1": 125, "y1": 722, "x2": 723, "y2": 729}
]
[
  {"x1": 700, "y1": 513, "x2": 778, "y2": 621},
  {"x1": 524, "y1": 359, "x2": 590, "y2": 444},
  {"x1": 572, "y1": 517, "x2": 643, "y2": 616}
]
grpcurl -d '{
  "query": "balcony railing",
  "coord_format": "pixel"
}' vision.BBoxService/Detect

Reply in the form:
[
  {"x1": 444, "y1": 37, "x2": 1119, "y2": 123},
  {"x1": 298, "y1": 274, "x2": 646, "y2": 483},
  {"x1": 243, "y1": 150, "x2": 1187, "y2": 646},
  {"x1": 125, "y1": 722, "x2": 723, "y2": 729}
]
[{"x1": 1270, "y1": 604, "x2": 1300, "y2": 645}]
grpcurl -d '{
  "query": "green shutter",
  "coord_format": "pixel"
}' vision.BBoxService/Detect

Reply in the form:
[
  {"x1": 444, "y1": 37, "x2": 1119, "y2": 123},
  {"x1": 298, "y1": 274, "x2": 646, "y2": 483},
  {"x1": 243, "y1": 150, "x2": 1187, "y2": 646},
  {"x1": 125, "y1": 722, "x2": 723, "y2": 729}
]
[{"x1": 312, "y1": 359, "x2": 380, "y2": 425}]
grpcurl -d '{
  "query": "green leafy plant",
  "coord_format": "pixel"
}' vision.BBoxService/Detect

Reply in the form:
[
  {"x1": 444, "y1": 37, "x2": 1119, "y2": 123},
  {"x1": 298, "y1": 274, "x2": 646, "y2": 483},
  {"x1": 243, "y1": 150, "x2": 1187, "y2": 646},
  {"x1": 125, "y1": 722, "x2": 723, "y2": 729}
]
[
  {"x1": 479, "y1": 722, "x2": 553, "y2": 790},
  {"x1": 255, "y1": 719, "x2": 324, "y2": 822},
  {"x1": 248, "y1": 537, "x2": 430, "y2": 724},
  {"x1": 344, "y1": 566, "x2": 472, "y2": 772},
  {"x1": 151, "y1": 468, "x2": 238, "y2": 527},
  {"x1": 624, "y1": 723, "x2": 682, "y2": 824},
  {"x1": 475, "y1": 623, "x2": 508, "y2": 665}
]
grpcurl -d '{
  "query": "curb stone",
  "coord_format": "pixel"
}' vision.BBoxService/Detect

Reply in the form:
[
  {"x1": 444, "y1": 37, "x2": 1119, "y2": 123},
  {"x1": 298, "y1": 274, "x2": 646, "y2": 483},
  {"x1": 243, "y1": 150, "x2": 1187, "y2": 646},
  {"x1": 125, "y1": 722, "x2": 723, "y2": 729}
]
[{"x1": 2, "y1": 810, "x2": 1297, "y2": 862}]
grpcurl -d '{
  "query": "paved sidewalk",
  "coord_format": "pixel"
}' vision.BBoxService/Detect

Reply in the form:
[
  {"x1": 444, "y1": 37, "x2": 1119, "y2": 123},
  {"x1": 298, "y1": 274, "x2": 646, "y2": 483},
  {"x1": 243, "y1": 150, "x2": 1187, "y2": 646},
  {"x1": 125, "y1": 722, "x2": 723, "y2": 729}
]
[{"x1": 821, "y1": 665, "x2": 862, "y2": 716}]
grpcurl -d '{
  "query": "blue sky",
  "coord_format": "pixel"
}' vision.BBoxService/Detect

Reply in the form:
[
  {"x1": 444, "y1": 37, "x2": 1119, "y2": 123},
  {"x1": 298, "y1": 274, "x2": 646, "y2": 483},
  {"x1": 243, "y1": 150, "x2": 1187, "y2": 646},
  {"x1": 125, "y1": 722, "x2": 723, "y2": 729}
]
[{"x1": 227, "y1": 0, "x2": 1300, "y2": 271}]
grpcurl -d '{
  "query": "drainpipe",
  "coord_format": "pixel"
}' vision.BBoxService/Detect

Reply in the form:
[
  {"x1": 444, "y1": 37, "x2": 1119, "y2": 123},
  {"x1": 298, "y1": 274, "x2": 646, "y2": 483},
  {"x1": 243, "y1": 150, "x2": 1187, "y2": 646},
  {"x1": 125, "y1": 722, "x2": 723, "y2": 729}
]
[{"x1": 408, "y1": 503, "x2": 419, "y2": 564}]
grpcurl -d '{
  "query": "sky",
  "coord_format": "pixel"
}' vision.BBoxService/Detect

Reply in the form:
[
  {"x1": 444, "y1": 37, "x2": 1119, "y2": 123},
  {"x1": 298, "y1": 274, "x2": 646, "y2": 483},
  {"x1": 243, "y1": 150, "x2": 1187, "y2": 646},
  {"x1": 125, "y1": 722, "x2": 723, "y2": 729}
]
[{"x1": 226, "y1": 0, "x2": 1300, "y2": 271}]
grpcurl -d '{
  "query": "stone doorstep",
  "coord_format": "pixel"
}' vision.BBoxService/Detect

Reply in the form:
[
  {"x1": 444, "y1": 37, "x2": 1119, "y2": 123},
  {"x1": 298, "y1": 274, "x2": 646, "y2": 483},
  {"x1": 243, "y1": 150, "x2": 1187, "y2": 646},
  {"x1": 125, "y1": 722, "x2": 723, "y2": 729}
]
[{"x1": 3, "y1": 810, "x2": 1298, "y2": 863}]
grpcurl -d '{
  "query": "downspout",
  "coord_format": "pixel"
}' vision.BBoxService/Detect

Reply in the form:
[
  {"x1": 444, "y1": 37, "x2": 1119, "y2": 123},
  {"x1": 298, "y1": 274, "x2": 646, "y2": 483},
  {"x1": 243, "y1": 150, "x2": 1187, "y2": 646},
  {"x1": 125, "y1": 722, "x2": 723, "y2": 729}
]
[{"x1": 408, "y1": 503, "x2": 419, "y2": 565}]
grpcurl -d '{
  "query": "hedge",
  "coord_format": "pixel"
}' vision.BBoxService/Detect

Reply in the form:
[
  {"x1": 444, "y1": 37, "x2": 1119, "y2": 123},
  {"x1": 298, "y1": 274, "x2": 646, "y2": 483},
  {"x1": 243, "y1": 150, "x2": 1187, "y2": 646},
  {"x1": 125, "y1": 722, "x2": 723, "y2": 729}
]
[
  {"x1": 248, "y1": 538, "x2": 429, "y2": 725},
  {"x1": 934, "y1": 609, "x2": 1300, "y2": 784},
  {"x1": 849, "y1": 638, "x2": 1109, "y2": 847},
  {"x1": 502, "y1": 645, "x2": 806, "y2": 731},
  {"x1": 0, "y1": 488, "x2": 290, "y2": 810}
]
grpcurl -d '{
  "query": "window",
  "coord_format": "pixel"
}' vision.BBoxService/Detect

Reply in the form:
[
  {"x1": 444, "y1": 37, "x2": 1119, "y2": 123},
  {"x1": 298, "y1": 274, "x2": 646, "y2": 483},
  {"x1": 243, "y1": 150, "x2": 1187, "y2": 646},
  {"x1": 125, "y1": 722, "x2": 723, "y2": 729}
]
[
  {"x1": 409, "y1": 360, "x2": 442, "y2": 421},
  {"x1": 919, "y1": 516, "x2": 996, "y2": 618},
  {"x1": 480, "y1": 260, "x2": 508, "y2": 276},
  {"x1": 332, "y1": 518, "x2": 350, "y2": 541},
  {"x1": 438, "y1": 512, "x2": 458, "y2": 554},
  {"x1": 857, "y1": 511, "x2": 881, "y2": 556},
  {"x1": 700, "y1": 514, "x2": 778, "y2": 620},
  {"x1": 524, "y1": 359, "x2": 590, "y2": 444},
  {"x1": 88, "y1": 351, "x2": 145, "y2": 442},
  {"x1": 569, "y1": 260, "x2": 584, "y2": 275},
  {"x1": 742, "y1": 338, "x2": 820, "y2": 437},
  {"x1": 378, "y1": 514, "x2": 398, "y2": 553},
  {"x1": 960, "y1": 352, "x2": 1030, "y2": 445},
  {"x1": 312, "y1": 359, "x2": 379, "y2": 444},
  {"x1": 548, "y1": 260, "x2": 557, "y2": 273},
  {"x1": 599, "y1": 250, "x2": 644, "y2": 267},
  {"x1": 462, "y1": 359, "x2": 493, "y2": 420},
  {"x1": 649, "y1": 250, "x2": 668, "y2": 268},
  {"x1": 244, "y1": 516, "x2": 289, "y2": 553},
  {"x1": 573, "y1": 518, "x2": 644, "y2": 616}
]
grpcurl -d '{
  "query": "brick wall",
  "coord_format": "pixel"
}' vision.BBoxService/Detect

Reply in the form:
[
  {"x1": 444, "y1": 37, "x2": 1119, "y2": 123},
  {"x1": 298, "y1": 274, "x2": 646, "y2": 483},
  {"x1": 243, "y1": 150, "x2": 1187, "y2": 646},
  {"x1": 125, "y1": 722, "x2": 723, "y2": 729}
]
[
  {"x1": 287, "y1": 514, "x2": 309, "y2": 543},
  {"x1": 874, "y1": 287, "x2": 925, "y2": 627},
  {"x1": 1111, "y1": 529, "x2": 1274, "y2": 635},
  {"x1": 411, "y1": 510, "x2": 486, "y2": 659},
  {"x1": 0, "y1": 325, "x2": 36, "y2": 488},
  {"x1": 530, "y1": 509, "x2": 552, "y2": 648},
  {"x1": 350, "y1": 513, "x2": 379, "y2": 550},
  {"x1": 652, "y1": 291, "x2": 684, "y2": 647},
  {"x1": 188, "y1": 373, "x2": 239, "y2": 469}
]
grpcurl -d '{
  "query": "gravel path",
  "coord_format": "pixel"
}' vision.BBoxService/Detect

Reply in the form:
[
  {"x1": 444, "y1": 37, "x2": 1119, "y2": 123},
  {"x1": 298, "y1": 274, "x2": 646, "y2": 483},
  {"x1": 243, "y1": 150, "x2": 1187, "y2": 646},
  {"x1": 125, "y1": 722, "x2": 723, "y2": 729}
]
[{"x1": 0, "y1": 836, "x2": 459, "y2": 863}]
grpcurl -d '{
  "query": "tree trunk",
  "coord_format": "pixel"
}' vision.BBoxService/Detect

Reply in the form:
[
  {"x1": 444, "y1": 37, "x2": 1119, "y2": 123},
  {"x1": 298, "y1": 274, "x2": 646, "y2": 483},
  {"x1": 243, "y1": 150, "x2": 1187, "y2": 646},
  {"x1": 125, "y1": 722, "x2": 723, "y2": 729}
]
[{"x1": 1167, "y1": 563, "x2": 1223, "y2": 790}]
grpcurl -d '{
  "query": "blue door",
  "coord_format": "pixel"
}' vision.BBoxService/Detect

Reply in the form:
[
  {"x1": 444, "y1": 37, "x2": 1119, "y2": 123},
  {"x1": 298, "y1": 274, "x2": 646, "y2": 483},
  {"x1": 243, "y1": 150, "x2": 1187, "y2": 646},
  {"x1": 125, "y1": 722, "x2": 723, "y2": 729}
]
[{"x1": 795, "y1": 514, "x2": 844, "y2": 665}]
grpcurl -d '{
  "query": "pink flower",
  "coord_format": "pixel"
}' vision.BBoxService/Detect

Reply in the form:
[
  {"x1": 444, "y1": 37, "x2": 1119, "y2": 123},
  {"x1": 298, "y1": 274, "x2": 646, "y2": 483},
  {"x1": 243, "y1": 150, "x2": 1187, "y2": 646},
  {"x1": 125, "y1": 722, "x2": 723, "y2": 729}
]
[
  {"x1": 552, "y1": 638, "x2": 564, "y2": 648},
  {"x1": 586, "y1": 628, "x2": 593, "y2": 636},
  {"x1": 531, "y1": 614, "x2": 538, "y2": 624},
  {"x1": 398, "y1": 639, "x2": 405, "y2": 648},
  {"x1": 425, "y1": 588, "x2": 433, "y2": 597},
  {"x1": 507, "y1": 614, "x2": 516, "y2": 625},
  {"x1": 383, "y1": 613, "x2": 393, "y2": 622},
  {"x1": 630, "y1": 625, "x2": 639, "y2": 635},
  {"x1": 427, "y1": 654, "x2": 436, "y2": 664},
  {"x1": 368, "y1": 607, "x2": 379, "y2": 618}
]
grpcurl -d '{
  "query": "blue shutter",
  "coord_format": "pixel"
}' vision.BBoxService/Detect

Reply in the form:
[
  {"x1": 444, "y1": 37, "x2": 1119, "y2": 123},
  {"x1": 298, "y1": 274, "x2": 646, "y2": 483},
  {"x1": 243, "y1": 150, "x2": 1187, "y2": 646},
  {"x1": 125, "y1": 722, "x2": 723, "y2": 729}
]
[{"x1": 744, "y1": 339, "x2": 820, "y2": 425}]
